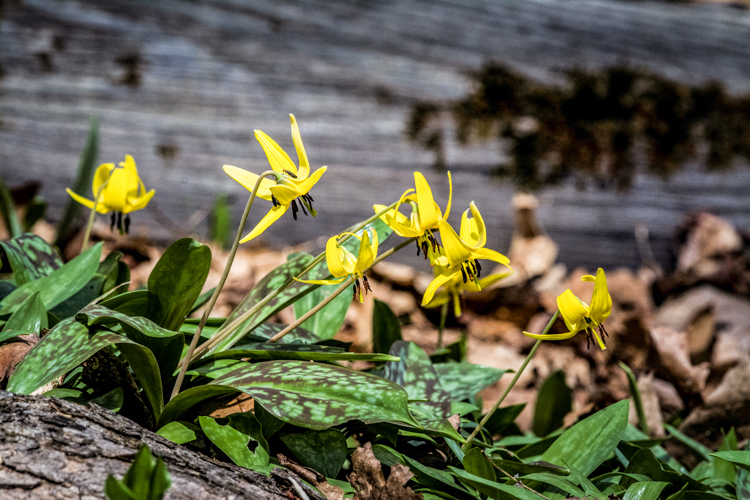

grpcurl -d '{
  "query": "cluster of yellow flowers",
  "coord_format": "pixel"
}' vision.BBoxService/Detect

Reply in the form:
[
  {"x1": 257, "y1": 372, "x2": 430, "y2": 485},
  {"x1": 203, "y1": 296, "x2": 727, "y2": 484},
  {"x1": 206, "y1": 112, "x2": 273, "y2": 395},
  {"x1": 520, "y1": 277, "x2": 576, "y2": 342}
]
[{"x1": 67, "y1": 115, "x2": 612, "y2": 350}]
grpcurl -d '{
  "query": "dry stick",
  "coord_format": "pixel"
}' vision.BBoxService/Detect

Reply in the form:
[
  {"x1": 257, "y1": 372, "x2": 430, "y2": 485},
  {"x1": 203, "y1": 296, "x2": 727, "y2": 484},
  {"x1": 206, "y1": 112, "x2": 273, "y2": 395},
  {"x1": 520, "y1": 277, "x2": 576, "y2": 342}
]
[
  {"x1": 266, "y1": 237, "x2": 417, "y2": 344},
  {"x1": 191, "y1": 201, "x2": 403, "y2": 359},
  {"x1": 490, "y1": 461, "x2": 550, "y2": 500},
  {"x1": 170, "y1": 170, "x2": 276, "y2": 400},
  {"x1": 462, "y1": 311, "x2": 560, "y2": 451}
]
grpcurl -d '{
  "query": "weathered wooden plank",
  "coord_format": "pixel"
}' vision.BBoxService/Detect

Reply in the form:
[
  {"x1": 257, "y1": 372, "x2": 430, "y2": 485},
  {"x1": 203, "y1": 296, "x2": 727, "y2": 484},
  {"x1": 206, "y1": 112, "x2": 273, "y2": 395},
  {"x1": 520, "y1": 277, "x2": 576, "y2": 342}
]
[{"x1": 1, "y1": 0, "x2": 749, "y2": 270}]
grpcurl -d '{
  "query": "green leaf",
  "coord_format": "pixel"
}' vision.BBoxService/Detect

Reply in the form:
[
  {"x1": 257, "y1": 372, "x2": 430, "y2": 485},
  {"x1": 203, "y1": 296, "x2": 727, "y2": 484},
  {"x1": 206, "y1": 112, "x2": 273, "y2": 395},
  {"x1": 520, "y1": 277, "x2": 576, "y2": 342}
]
[
  {"x1": 90, "y1": 387, "x2": 124, "y2": 412},
  {"x1": 281, "y1": 429, "x2": 348, "y2": 478},
  {"x1": 56, "y1": 116, "x2": 99, "y2": 248},
  {"x1": 484, "y1": 403, "x2": 526, "y2": 437},
  {"x1": 434, "y1": 362, "x2": 508, "y2": 403},
  {"x1": 99, "y1": 251, "x2": 130, "y2": 298},
  {"x1": 450, "y1": 467, "x2": 540, "y2": 500},
  {"x1": 489, "y1": 459, "x2": 568, "y2": 478},
  {"x1": 463, "y1": 447, "x2": 496, "y2": 482},
  {"x1": 0, "y1": 233, "x2": 63, "y2": 285},
  {"x1": 186, "y1": 359, "x2": 248, "y2": 380},
  {"x1": 542, "y1": 399, "x2": 629, "y2": 476},
  {"x1": 0, "y1": 291, "x2": 46, "y2": 342},
  {"x1": 622, "y1": 481, "x2": 671, "y2": 500},
  {"x1": 533, "y1": 370, "x2": 572, "y2": 437},
  {"x1": 102, "y1": 290, "x2": 158, "y2": 318},
  {"x1": 147, "y1": 238, "x2": 211, "y2": 331},
  {"x1": 49, "y1": 274, "x2": 105, "y2": 319},
  {"x1": 665, "y1": 423, "x2": 713, "y2": 463},
  {"x1": 22, "y1": 196, "x2": 46, "y2": 232},
  {"x1": 199, "y1": 413, "x2": 271, "y2": 472},
  {"x1": 114, "y1": 444, "x2": 171, "y2": 500},
  {"x1": 372, "y1": 299, "x2": 402, "y2": 354},
  {"x1": 567, "y1": 463, "x2": 602, "y2": 497},
  {"x1": 209, "y1": 193, "x2": 231, "y2": 250},
  {"x1": 402, "y1": 456, "x2": 475, "y2": 500},
  {"x1": 241, "y1": 322, "x2": 322, "y2": 344},
  {"x1": 523, "y1": 472, "x2": 584, "y2": 498},
  {"x1": 156, "y1": 421, "x2": 199, "y2": 445},
  {"x1": 76, "y1": 304, "x2": 184, "y2": 391},
  {"x1": 384, "y1": 340, "x2": 452, "y2": 417},
  {"x1": 620, "y1": 361, "x2": 648, "y2": 434},
  {"x1": 293, "y1": 256, "x2": 351, "y2": 340},
  {"x1": 212, "y1": 253, "x2": 316, "y2": 352},
  {"x1": 0, "y1": 177, "x2": 22, "y2": 239},
  {"x1": 372, "y1": 444, "x2": 405, "y2": 467},
  {"x1": 159, "y1": 360, "x2": 418, "y2": 430},
  {"x1": 711, "y1": 452, "x2": 750, "y2": 473},
  {"x1": 7, "y1": 318, "x2": 163, "y2": 421},
  {"x1": 625, "y1": 448, "x2": 709, "y2": 492},
  {"x1": 195, "y1": 342, "x2": 398, "y2": 365},
  {"x1": 0, "y1": 243, "x2": 102, "y2": 315}
]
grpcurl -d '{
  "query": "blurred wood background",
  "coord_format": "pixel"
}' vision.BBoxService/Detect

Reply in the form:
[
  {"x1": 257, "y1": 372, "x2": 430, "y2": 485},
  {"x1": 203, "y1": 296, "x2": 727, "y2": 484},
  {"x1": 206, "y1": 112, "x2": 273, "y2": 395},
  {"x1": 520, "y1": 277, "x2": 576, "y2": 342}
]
[{"x1": 1, "y1": 0, "x2": 749, "y2": 270}]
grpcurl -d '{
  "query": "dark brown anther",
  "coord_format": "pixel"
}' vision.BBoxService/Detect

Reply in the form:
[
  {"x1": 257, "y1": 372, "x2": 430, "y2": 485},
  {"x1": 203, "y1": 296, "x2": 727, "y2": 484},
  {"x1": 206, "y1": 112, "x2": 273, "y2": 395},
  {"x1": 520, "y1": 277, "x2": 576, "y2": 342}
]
[
  {"x1": 461, "y1": 266, "x2": 468, "y2": 283},
  {"x1": 586, "y1": 329, "x2": 592, "y2": 350},
  {"x1": 291, "y1": 199, "x2": 298, "y2": 220},
  {"x1": 298, "y1": 198, "x2": 308, "y2": 216},
  {"x1": 306, "y1": 193, "x2": 314, "y2": 203},
  {"x1": 116, "y1": 212, "x2": 123, "y2": 233},
  {"x1": 363, "y1": 275, "x2": 372, "y2": 293},
  {"x1": 353, "y1": 283, "x2": 358, "y2": 301},
  {"x1": 124, "y1": 214, "x2": 131, "y2": 234},
  {"x1": 600, "y1": 325, "x2": 609, "y2": 338},
  {"x1": 421, "y1": 241, "x2": 429, "y2": 259},
  {"x1": 110, "y1": 212, "x2": 116, "y2": 231},
  {"x1": 475, "y1": 260, "x2": 482, "y2": 277},
  {"x1": 416, "y1": 239, "x2": 421, "y2": 256},
  {"x1": 272, "y1": 195, "x2": 280, "y2": 207}
]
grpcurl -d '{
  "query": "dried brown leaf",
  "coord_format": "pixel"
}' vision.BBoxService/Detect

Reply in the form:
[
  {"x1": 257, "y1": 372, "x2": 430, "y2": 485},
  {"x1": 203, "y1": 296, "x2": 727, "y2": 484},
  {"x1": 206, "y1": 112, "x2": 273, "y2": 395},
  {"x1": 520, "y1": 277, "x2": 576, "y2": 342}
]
[{"x1": 349, "y1": 443, "x2": 421, "y2": 500}]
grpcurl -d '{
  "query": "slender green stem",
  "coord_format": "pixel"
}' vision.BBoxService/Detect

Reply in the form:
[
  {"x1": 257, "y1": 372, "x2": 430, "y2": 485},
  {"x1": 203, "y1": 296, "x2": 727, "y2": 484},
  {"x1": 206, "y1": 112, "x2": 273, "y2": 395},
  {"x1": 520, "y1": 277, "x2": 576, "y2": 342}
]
[
  {"x1": 81, "y1": 179, "x2": 109, "y2": 251},
  {"x1": 462, "y1": 311, "x2": 559, "y2": 451},
  {"x1": 171, "y1": 170, "x2": 275, "y2": 399},
  {"x1": 437, "y1": 301, "x2": 449, "y2": 349},
  {"x1": 266, "y1": 237, "x2": 417, "y2": 344},
  {"x1": 192, "y1": 200, "x2": 403, "y2": 358}
]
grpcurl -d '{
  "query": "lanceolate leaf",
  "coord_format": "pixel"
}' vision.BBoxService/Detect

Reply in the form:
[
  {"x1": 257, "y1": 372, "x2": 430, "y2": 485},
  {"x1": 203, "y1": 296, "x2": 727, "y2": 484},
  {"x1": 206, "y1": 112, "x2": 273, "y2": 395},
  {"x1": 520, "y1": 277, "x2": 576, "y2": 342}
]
[
  {"x1": 0, "y1": 291, "x2": 47, "y2": 342},
  {"x1": 199, "y1": 414, "x2": 271, "y2": 471},
  {"x1": 147, "y1": 238, "x2": 211, "y2": 331},
  {"x1": 159, "y1": 360, "x2": 418, "y2": 430},
  {"x1": 76, "y1": 304, "x2": 184, "y2": 388},
  {"x1": 622, "y1": 481, "x2": 671, "y2": 500},
  {"x1": 240, "y1": 322, "x2": 321, "y2": 344},
  {"x1": 194, "y1": 342, "x2": 398, "y2": 365},
  {"x1": 7, "y1": 318, "x2": 163, "y2": 420},
  {"x1": 384, "y1": 341, "x2": 452, "y2": 417},
  {"x1": 211, "y1": 253, "x2": 315, "y2": 352},
  {"x1": 542, "y1": 399, "x2": 629, "y2": 477},
  {"x1": 0, "y1": 243, "x2": 102, "y2": 315},
  {"x1": 372, "y1": 299, "x2": 402, "y2": 355},
  {"x1": 533, "y1": 370, "x2": 572, "y2": 437},
  {"x1": 711, "y1": 451, "x2": 750, "y2": 473},
  {"x1": 293, "y1": 252, "x2": 351, "y2": 340},
  {"x1": 434, "y1": 362, "x2": 508, "y2": 402},
  {"x1": 0, "y1": 233, "x2": 63, "y2": 285}
]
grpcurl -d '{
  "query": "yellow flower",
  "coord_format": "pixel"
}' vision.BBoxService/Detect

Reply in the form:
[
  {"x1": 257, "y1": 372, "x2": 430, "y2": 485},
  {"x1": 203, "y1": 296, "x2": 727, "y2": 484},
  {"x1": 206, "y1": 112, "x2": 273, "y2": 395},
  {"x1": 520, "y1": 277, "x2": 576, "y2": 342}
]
[
  {"x1": 373, "y1": 171, "x2": 451, "y2": 264},
  {"x1": 65, "y1": 154, "x2": 154, "y2": 233},
  {"x1": 523, "y1": 268, "x2": 612, "y2": 350},
  {"x1": 423, "y1": 263, "x2": 511, "y2": 317},
  {"x1": 421, "y1": 202, "x2": 512, "y2": 306},
  {"x1": 296, "y1": 228, "x2": 378, "y2": 303},
  {"x1": 223, "y1": 114, "x2": 327, "y2": 243}
]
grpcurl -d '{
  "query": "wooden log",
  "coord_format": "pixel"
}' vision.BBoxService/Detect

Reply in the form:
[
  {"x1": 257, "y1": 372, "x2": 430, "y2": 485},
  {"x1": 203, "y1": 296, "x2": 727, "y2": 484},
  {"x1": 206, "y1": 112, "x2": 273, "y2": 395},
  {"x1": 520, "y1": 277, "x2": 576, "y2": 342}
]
[
  {"x1": 1, "y1": 0, "x2": 749, "y2": 270},
  {"x1": 0, "y1": 391, "x2": 324, "y2": 500}
]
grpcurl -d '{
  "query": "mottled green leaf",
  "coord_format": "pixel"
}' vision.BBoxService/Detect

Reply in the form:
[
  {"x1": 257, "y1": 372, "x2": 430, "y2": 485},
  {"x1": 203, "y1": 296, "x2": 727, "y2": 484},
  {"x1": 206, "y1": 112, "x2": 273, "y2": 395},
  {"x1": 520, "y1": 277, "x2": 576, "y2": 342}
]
[
  {"x1": 622, "y1": 481, "x2": 670, "y2": 500},
  {"x1": 293, "y1": 255, "x2": 350, "y2": 340},
  {"x1": 102, "y1": 290, "x2": 157, "y2": 318},
  {"x1": 49, "y1": 274, "x2": 105, "y2": 319},
  {"x1": 434, "y1": 362, "x2": 507, "y2": 402},
  {"x1": 76, "y1": 304, "x2": 184, "y2": 389},
  {"x1": 0, "y1": 291, "x2": 46, "y2": 342},
  {"x1": 281, "y1": 429, "x2": 348, "y2": 478},
  {"x1": 372, "y1": 299, "x2": 402, "y2": 354},
  {"x1": 241, "y1": 322, "x2": 321, "y2": 344},
  {"x1": 195, "y1": 342, "x2": 398, "y2": 365},
  {"x1": 533, "y1": 370, "x2": 572, "y2": 437},
  {"x1": 384, "y1": 341, "x2": 452, "y2": 417},
  {"x1": 542, "y1": 399, "x2": 629, "y2": 476},
  {"x1": 372, "y1": 444, "x2": 405, "y2": 467},
  {"x1": 160, "y1": 360, "x2": 418, "y2": 430},
  {"x1": 199, "y1": 413, "x2": 271, "y2": 472},
  {"x1": 99, "y1": 251, "x2": 130, "y2": 298},
  {"x1": 408, "y1": 405, "x2": 467, "y2": 443},
  {"x1": 147, "y1": 238, "x2": 211, "y2": 331},
  {"x1": 212, "y1": 253, "x2": 315, "y2": 352},
  {"x1": 156, "y1": 421, "x2": 199, "y2": 445},
  {"x1": 186, "y1": 359, "x2": 248, "y2": 380},
  {"x1": 0, "y1": 233, "x2": 62, "y2": 285},
  {"x1": 0, "y1": 243, "x2": 102, "y2": 315},
  {"x1": 7, "y1": 318, "x2": 163, "y2": 420}
]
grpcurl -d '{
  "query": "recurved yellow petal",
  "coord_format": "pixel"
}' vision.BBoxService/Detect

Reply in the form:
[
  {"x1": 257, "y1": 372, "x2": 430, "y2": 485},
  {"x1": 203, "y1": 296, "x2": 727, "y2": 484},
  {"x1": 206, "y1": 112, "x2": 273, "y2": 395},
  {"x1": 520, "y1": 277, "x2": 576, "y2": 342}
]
[
  {"x1": 472, "y1": 247, "x2": 511, "y2": 268},
  {"x1": 523, "y1": 330, "x2": 580, "y2": 342},
  {"x1": 295, "y1": 276, "x2": 349, "y2": 286},
  {"x1": 66, "y1": 188, "x2": 108, "y2": 213},
  {"x1": 290, "y1": 114, "x2": 309, "y2": 180},
  {"x1": 240, "y1": 204, "x2": 288, "y2": 243},
  {"x1": 223, "y1": 165, "x2": 274, "y2": 200},
  {"x1": 125, "y1": 189, "x2": 155, "y2": 213},
  {"x1": 92, "y1": 163, "x2": 114, "y2": 196},
  {"x1": 421, "y1": 267, "x2": 459, "y2": 307},
  {"x1": 414, "y1": 172, "x2": 438, "y2": 229},
  {"x1": 292, "y1": 166, "x2": 327, "y2": 195},
  {"x1": 556, "y1": 289, "x2": 588, "y2": 332},
  {"x1": 460, "y1": 202, "x2": 487, "y2": 248},
  {"x1": 254, "y1": 129, "x2": 297, "y2": 175},
  {"x1": 588, "y1": 268, "x2": 612, "y2": 324}
]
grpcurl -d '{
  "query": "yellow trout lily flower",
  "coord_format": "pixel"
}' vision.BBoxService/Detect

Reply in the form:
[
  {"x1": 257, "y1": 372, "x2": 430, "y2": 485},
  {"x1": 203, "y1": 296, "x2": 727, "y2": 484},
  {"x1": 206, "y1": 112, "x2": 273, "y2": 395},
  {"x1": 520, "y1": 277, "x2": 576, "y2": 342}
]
[
  {"x1": 424, "y1": 263, "x2": 511, "y2": 317},
  {"x1": 422, "y1": 202, "x2": 512, "y2": 306},
  {"x1": 524, "y1": 268, "x2": 612, "y2": 350},
  {"x1": 223, "y1": 114, "x2": 327, "y2": 243},
  {"x1": 65, "y1": 154, "x2": 154, "y2": 234},
  {"x1": 373, "y1": 171, "x2": 452, "y2": 264},
  {"x1": 296, "y1": 228, "x2": 378, "y2": 303}
]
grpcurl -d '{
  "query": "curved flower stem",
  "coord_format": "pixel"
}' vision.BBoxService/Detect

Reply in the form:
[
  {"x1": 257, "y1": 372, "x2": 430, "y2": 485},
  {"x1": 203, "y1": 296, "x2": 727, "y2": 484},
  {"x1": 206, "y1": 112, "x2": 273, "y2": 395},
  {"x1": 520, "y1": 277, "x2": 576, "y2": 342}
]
[
  {"x1": 436, "y1": 301, "x2": 449, "y2": 349},
  {"x1": 81, "y1": 179, "x2": 110, "y2": 251},
  {"x1": 191, "y1": 201, "x2": 403, "y2": 359},
  {"x1": 462, "y1": 311, "x2": 559, "y2": 451},
  {"x1": 170, "y1": 170, "x2": 275, "y2": 400},
  {"x1": 266, "y1": 236, "x2": 417, "y2": 344}
]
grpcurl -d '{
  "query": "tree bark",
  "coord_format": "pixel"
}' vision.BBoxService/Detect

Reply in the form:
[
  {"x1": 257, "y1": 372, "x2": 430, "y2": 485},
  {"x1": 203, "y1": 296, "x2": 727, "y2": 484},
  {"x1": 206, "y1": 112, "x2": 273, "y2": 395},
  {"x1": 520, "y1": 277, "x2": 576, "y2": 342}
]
[{"x1": 0, "y1": 391, "x2": 324, "y2": 500}]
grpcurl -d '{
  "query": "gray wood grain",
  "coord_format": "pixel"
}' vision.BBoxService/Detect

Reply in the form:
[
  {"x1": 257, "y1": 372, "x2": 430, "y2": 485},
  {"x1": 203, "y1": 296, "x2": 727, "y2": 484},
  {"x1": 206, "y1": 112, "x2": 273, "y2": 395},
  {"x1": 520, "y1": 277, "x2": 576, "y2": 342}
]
[{"x1": 1, "y1": 0, "x2": 749, "y2": 270}]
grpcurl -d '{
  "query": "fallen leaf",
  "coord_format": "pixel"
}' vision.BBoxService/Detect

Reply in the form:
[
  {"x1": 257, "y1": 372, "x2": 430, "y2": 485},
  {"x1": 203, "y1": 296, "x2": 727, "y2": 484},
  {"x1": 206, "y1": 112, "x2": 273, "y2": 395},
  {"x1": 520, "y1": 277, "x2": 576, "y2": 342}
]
[
  {"x1": 0, "y1": 334, "x2": 39, "y2": 389},
  {"x1": 649, "y1": 327, "x2": 710, "y2": 395},
  {"x1": 349, "y1": 443, "x2": 421, "y2": 500}
]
